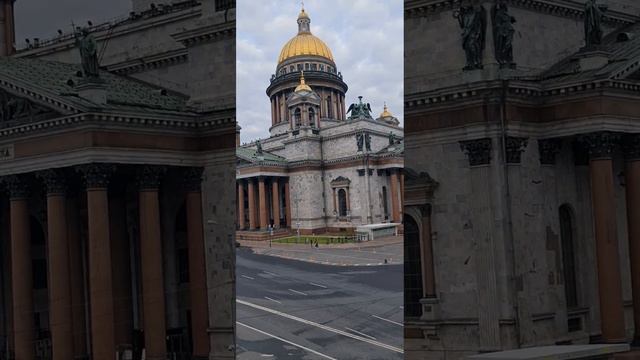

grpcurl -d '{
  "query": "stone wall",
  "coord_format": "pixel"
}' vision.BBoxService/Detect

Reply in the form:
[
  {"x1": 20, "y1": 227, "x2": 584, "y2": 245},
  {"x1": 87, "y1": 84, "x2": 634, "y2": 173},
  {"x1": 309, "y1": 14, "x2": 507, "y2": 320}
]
[
  {"x1": 404, "y1": 123, "x2": 636, "y2": 358},
  {"x1": 405, "y1": 0, "x2": 624, "y2": 94}
]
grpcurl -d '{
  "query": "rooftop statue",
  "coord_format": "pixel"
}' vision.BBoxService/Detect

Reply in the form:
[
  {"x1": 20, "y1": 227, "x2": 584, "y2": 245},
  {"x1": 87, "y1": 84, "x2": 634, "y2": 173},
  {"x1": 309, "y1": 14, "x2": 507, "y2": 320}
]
[
  {"x1": 585, "y1": 0, "x2": 607, "y2": 47},
  {"x1": 492, "y1": 1, "x2": 516, "y2": 68},
  {"x1": 454, "y1": 1, "x2": 487, "y2": 70},
  {"x1": 347, "y1": 96, "x2": 373, "y2": 120},
  {"x1": 75, "y1": 27, "x2": 100, "y2": 80}
]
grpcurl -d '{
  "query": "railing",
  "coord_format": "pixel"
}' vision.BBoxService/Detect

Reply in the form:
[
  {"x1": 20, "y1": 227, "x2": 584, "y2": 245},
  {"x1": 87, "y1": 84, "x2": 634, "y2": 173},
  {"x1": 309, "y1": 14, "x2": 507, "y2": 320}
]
[
  {"x1": 34, "y1": 338, "x2": 51, "y2": 360},
  {"x1": 16, "y1": 0, "x2": 200, "y2": 52},
  {"x1": 167, "y1": 328, "x2": 191, "y2": 360}
]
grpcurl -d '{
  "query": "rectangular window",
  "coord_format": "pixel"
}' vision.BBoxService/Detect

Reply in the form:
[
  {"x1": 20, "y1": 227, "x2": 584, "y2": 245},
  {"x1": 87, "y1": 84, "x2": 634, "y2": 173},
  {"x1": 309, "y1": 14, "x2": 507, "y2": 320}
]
[{"x1": 311, "y1": 63, "x2": 317, "y2": 70}]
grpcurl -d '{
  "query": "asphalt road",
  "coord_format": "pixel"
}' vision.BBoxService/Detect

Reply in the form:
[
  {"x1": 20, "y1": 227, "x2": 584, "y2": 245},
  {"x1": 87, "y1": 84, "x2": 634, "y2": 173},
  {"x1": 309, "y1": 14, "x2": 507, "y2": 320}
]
[{"x1": 236, "y1": 247, "x2": 403, "y2": 360}]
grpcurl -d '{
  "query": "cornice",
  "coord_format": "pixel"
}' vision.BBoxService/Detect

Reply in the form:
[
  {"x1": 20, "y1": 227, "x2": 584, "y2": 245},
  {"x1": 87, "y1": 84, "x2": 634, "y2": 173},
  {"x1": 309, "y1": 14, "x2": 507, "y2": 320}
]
[
  {"x1": 405, "y1": 0, "x2": 638, "y2": 25},
  {"x1": 405, "y1": 79, "x2": 640, "y2": 112},
  {"x1": 0, "y1": 111, "x2": 235, "y2": 140},
  {"x1": 105, "y1": 49, "x2": 189, "y2": 76},
  {"x1": 172, "y1": 20, "x2": 236, "y2": 46}
]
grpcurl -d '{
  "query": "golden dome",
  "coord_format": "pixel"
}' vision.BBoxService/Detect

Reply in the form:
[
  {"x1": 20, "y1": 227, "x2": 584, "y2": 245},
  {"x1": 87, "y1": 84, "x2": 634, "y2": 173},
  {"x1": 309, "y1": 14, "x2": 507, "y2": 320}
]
[
  {"x1": 278, "y1": 8, "x2": 334, "y2": 64},
  {"x1": 380, "y1": 103, "x2": 393, "y2": 118},
  {"x1": 295, "y1": 71, "x2": 312, "y2": 93}
]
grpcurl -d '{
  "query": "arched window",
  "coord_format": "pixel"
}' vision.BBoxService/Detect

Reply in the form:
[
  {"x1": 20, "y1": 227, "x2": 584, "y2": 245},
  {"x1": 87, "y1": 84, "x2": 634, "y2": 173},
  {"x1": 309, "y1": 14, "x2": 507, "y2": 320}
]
[
  {"x1": 338, "y1": 189, "x2": 348, "y2": 216},
  {"x1": 404, "y1": 214, "x2": 423, "y2": 317},
  {"x1": 559, "y1": 204, "x2": 578, "y2": 308},
  {"x1": 309, "y1": 107, "x2": 316, "y2": 127},
  {"x1": 326, "y1": 95, "x2": 332, "y2": 118},
  {"x1": 382, "y1": 186, "x2": 389, "y2": 219},
  {"x1": 294, "y1": 108, "x2": 302, "y2": 127}
]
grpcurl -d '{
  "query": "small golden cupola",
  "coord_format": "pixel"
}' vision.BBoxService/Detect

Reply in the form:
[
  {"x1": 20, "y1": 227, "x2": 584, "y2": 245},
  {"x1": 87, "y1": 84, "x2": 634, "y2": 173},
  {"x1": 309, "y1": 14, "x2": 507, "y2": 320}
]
[
  {"x1": 380, "y1": 102, "x2": 393, "y2": 118},
  {"x1": 295, "y1": 71, "x2": 312, "y2": 93},
  {"x1": 377, "y1": 102, "x2": 400, "y2": 125}
]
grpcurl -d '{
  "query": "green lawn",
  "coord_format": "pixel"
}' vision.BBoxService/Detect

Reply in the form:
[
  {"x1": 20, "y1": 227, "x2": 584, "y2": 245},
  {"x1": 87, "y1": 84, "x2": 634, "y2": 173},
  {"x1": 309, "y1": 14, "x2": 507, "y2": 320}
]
[{"x1": 274, "y1": 235, "x2": 356, "y2": 245}]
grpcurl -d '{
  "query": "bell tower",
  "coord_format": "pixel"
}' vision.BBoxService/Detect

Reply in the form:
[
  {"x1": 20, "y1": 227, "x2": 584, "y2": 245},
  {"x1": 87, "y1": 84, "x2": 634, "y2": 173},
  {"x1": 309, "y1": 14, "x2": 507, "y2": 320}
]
[{"x1": 0, "y1": 0, "x2": 15, "y2": 56}]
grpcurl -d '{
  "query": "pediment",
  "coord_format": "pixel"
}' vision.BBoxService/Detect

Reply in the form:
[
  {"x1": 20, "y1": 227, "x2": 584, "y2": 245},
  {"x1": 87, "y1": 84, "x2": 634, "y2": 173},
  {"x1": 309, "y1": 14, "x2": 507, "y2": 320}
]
[{"x1": 0, "y1": 89, "x2": 64, "y2": 130}]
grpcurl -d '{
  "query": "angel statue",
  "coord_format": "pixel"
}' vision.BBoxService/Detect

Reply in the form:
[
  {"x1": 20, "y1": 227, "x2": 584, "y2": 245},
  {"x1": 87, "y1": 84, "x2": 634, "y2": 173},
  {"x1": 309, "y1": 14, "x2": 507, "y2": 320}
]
[{"x1": 347, "y1": 96, "x2": 373, "y2": 120}]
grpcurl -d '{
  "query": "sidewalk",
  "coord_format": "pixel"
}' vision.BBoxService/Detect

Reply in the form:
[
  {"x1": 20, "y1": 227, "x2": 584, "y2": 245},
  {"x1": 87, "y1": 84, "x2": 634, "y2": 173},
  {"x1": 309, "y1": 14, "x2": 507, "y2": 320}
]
[
  {"x1": 238, "y1": 234, "x2": 403, "y2": 250},
  {"x1": 238, "y1": 235, "x2": 403, "y2": 266}
]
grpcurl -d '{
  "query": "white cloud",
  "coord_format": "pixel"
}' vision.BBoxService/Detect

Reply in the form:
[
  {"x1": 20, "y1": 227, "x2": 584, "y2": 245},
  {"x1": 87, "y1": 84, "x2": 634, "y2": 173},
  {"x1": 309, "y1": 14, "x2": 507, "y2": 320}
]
[{"x1": 237, "y1": 0, "x2": 404, "y2": 143}]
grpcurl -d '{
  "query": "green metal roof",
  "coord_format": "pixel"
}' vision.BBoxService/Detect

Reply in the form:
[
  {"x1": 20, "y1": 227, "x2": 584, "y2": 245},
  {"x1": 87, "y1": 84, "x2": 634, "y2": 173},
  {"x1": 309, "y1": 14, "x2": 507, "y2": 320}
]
[
  {"x1": 0, "y1": 57, "x2": 189, "y2": 113},
  {"x1": 237, "y1": 146, "x2": 287, "y2": 165}
]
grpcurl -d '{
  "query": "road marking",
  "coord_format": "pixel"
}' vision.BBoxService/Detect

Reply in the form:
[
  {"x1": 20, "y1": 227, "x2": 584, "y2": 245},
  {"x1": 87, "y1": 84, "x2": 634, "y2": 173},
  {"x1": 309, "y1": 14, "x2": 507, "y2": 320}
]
[
  {"x1": 260, "y1": 355, "x2": 274, "y2": 357},
  {"x1": 345, "y1": 327, "x2": 377, "y2": 340},
  {"x1": 263, "y1": 271, "x2": 279, "y2": 277},
  {"x1": 371, "y1": 314, "x2": 403, "y2": 326},
  {"x1": 237, "y1": 321, "x2": 338, "y2": 360},
  {"x1": 264, "y1": 296, "x2": 282, "y2": 304},
  {"x1": 241, "y1": 275, "x2": 255, "y2": 280},
  {"x1": 399, "y1": 306, "x2": 404, "y2": 309},
  {"x1": 309, "y1": 282, "x2": 327, "y2": 288},
  {"x1": 288, "y1": 289, "x2": 308, "y2": 296},
  {"x1": 237, "y1": 299, "x2": 403, "y2": 354}
]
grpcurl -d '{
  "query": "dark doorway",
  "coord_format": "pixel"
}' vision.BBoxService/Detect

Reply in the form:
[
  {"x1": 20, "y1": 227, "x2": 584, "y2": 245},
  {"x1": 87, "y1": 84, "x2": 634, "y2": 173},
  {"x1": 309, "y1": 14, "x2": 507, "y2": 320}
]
[{"x1": 404, "y1": 214, "x2": 423, "y2": 318}]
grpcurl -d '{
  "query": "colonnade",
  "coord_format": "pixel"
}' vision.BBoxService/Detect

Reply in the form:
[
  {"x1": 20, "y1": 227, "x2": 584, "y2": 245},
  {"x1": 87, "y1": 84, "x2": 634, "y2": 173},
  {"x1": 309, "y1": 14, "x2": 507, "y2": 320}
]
[
  {"x1": 237, "y1": 176, "x2": 291, "y2": 230},
  {"x1": 580, "y1": 132, "x2": 640, "y2": 343},
  {"x1": 0, "y1": 164, "x2": 211, "y2": 360},
  {"x1": 271, "y1": 86, "x2": 346, "y2": 126}
]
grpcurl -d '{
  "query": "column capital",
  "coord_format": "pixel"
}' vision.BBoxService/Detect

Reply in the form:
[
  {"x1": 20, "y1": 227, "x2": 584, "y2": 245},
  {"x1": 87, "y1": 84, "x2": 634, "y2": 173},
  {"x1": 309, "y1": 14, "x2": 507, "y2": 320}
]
[
  {"x1": 136, "y1": 165, "x2": 167, "y2": 190},
  {"x1": 77, "y1": 163, "x2": 116, "y2": 189},
  {"x1": 2, "y1": 174, "x2": 29, "y2": 199},
  {"x1": 538, "y1": 138, "x2": 562, "y2": 165},
  {"x1": 36, "y1": 169, "x2": 67, "y2": 195},
  {"x1": 623, "y1": 133, "x2": 640, "y2": 161},
  {"x1": 506, "y1": 137, "x2": 528, "y2": 164},
  {"x1": 182, "y1": 167, "x2": 204, "y2": 192},
  {"x1": 578, "y1": 131, "x2": 621, "y2": 160},
  {"x1": 460, "y1": 138, "x2": 492, "y2": 166}
]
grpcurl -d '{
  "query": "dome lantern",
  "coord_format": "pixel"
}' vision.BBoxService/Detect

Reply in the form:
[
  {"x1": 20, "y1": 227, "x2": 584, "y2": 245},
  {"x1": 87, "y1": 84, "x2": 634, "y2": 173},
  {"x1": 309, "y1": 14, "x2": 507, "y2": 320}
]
[{"x1": 277, "y1": 6, "x2": 334, "y2": 65}]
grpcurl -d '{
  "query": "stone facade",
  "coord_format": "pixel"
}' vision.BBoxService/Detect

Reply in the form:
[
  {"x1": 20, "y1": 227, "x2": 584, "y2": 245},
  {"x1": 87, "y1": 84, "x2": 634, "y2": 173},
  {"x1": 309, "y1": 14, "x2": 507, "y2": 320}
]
[
  {"x1": 0, "y1": 1, "x2": 236, "y2": 359},
  {"x1": 405, "y1": 0, "x2": 640, "y2": 359},
  {"x1": 236, "y1": 8, "x2": 403, "y2": 237}
]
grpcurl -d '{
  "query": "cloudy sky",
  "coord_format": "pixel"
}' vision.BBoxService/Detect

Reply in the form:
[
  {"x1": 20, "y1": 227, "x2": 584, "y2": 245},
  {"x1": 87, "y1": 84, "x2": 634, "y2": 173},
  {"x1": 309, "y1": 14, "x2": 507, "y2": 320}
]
[
  {"x1": 237, "y1": 0, "x2": 404, "y2": 143},
  {"x1": 15, "y1": 0, "x2": 130, "y2": 44}
]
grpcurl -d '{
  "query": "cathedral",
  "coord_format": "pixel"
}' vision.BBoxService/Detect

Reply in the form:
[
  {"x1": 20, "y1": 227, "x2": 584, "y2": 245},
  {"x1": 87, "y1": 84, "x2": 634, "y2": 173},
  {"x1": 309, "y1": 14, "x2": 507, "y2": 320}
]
[
  {"x1": 404, "y1": 0, "x2": 640, "y2": 358},
  {"x1": 236, "y1": 7, "x2": 404, "y2": 238}
]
